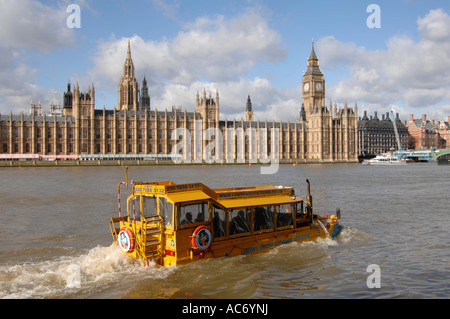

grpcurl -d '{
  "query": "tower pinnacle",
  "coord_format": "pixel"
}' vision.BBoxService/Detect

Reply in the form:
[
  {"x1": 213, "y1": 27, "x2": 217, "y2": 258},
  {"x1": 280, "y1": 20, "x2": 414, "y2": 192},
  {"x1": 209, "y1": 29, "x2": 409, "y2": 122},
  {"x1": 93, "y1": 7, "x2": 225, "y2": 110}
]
[
  {"x1": 308, "y1": 39, "x2": 319, "y2": 62},
  {"x1": 118, "y1": 38, "x2": 139, "y2": 111},
  {"x1": 127, "y1": 39, "x2": 132, "y2": 59}
]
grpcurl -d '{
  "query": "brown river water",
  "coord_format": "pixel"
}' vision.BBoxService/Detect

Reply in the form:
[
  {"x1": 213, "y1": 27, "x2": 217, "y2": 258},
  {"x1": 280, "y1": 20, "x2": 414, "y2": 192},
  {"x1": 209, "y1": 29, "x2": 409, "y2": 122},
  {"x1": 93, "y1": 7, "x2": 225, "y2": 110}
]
[{"x1": 0, "y1": 163, "x2": 449, "y2": 299}]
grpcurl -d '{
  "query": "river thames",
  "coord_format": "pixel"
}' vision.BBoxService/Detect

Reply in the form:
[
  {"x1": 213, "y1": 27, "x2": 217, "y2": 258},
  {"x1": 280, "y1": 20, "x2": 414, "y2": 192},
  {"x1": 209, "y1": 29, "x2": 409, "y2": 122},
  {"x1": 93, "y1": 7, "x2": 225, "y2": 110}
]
[{"x1": 0, "y1": 163, "x2": 448, "y2": 299}]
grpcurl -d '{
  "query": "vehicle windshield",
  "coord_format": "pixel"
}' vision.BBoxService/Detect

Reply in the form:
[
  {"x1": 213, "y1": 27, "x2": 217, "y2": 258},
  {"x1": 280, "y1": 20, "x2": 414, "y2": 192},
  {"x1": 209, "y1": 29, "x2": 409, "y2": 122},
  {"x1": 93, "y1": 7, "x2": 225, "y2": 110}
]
[{"x1": 128, "y1": 195, "x2": 173, "y2": 226}]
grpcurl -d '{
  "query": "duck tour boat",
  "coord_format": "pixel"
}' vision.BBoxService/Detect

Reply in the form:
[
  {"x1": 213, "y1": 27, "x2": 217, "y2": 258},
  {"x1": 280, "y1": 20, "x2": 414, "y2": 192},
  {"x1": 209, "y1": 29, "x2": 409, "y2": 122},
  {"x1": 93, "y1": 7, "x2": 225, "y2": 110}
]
[{"x1": 109, "y1": 178, "x2": 342, "y2": 267}]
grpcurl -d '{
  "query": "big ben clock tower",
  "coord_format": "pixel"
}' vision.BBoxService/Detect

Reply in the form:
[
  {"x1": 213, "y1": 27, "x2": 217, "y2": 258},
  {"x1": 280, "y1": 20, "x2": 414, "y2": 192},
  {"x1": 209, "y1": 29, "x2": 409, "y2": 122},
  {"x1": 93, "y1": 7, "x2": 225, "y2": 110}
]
[{"x1": 302, "y1": 40, "x2": 325, "y2": 117}]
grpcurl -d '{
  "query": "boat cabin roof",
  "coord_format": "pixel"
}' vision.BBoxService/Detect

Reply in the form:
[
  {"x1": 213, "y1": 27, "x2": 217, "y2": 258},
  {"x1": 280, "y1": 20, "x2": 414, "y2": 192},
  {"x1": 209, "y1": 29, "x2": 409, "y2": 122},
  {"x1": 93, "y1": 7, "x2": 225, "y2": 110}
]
[{"x1": 133, "y1": 181, "x2": 302, "y2": 209}]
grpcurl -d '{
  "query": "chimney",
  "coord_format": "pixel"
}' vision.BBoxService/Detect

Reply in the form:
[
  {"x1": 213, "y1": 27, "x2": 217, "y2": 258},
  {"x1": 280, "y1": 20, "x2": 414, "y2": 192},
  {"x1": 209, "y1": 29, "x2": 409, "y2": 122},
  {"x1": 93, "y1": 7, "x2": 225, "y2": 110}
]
[
  {"x1": 410, "y1": 114, "x2": 414, "y2": 122},
  {"x1": 448, "y1": 116, "x2": 450, "y2": 123},
  {"x1": 422, "y1": 114, "x2": 426, "y2": 122},
  {"x1": 431, "y1": 119, "x2": 435, "y2": 125}
]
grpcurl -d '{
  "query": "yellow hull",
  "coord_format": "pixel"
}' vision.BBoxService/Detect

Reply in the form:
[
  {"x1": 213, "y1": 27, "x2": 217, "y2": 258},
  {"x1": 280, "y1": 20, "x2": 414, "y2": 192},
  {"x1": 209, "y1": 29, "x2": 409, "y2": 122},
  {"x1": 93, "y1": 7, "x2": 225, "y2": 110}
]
[
  {"x1": 166, "y1": 222, "x2": 335, "y2": 267},
  {"x1": 113, "y1": 217, "x2": 339, "y2": 267}
]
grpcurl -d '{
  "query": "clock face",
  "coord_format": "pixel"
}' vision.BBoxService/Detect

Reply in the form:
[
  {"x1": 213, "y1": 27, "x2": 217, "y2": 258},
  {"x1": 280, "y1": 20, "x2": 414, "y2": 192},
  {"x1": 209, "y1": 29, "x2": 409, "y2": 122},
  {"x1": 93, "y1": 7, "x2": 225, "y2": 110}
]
[
  {"x1": 303, "y1": 83, "x2": 310, "y2": 92},
  {"x1": 315, "y1": 82, "x2": 323, "y2": 92}
]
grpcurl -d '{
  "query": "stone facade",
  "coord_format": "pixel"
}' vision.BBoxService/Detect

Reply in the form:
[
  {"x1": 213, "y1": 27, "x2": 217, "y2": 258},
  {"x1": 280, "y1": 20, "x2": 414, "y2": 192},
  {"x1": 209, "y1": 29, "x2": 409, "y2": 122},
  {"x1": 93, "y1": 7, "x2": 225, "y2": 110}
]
[
  {"x1": 0, "y1": 41, "x2": 358, "y2": 163},
  {"x1": 358, "y1": 111, "x2": 410, "y2": 155}
]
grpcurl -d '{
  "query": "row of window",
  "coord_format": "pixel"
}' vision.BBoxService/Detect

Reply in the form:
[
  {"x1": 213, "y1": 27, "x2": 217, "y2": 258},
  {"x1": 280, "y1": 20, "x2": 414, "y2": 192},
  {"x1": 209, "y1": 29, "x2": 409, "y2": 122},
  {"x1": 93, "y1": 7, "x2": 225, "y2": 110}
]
[
  {"x1": 210, "y1": 204, "x2": 295, "y2": 238},
  {"x1": 1, "y1": 127, "x2": 69, "y2": 139},
  {"x1": 128, "y1": 196, "x2": 302, "y2": 240},
  {"x1": 1, "y1": 142, "x2": 171, "y2": 154},
  {"x1": 2, "y1": 143, "x2": 66, "y2": 153},
  {"x1": 1, "y1": 128, "x2": 311, "y2": 142},
  {"x1": 0, "y1": 128, "x2": 166, "y2": 140}
]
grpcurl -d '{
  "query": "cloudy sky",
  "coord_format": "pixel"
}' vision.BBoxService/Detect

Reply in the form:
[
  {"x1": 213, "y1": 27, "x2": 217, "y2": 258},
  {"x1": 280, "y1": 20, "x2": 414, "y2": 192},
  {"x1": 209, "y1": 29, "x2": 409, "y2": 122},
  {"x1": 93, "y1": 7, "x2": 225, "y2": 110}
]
[{"x1": 0, "y1": 0, "x2": 449, "y2": 122}]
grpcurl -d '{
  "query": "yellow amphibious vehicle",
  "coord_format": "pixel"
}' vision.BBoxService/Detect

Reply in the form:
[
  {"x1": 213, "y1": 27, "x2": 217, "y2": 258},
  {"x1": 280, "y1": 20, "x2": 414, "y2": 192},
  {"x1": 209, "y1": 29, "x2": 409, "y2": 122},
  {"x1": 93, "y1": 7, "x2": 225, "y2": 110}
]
[{"x1": 109, "y1": 179, "x2": 342, "y2": 267}]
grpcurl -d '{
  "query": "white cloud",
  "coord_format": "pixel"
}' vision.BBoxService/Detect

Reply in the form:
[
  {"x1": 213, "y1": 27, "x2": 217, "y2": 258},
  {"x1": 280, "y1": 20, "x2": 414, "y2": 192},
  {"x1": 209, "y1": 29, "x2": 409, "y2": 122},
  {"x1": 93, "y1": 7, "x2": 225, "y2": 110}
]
[
  {"x1": 149, "y1": 0, "x2": 181, "y2": 22},
  {"x1": 0, "y1": 46, "x2": 54, "y2": 114},
  {"x1": 417, "y1": 8, "x2": 450, "y2": 42},
  {"x1": 316, "y1": 8, "x2": 450, "y2": 120},
  {"x1": 91, "y1": 9, "x2": 286, "y2": 87},
  {"x1": 0, "y1": 0, "x2": 75, "y2": 53},
  {"x1": 0, "y1": 0, "x2": 78, "y2": 114},
  {"x1": 426, "y1": 104, "x2": 450, "y2": 122},
  {"x1": 148, "y1": 77, "x2": 299, "y2": 122},
  {"x1": 89, "y1": 9, "x2": 287, "y2": 118}
]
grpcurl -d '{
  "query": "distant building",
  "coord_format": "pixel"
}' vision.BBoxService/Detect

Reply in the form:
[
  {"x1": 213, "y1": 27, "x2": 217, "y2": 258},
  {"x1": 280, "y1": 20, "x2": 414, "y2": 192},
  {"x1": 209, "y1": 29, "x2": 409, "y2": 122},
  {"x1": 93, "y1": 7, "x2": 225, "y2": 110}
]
[
  {"x1": 29, "y1": 100, "x2": 42, "y2": 117},
  {"x1": 0, "y1": 40, "x2": 358, "y2": 162},
  {"x1": 406, "y1": 114, "x2": 447, "y2": 150},
  {"x1": 436, "y1": 117, "x2": 450, "y2": 148},
  {"x1": 358, "y1": 111, "x2": 410, "y2": 156},
  {"x1": 244, "y1": 95, "x2": 253, "y2": 122},
  {"x1": 49, "y1": 101, "x2": 62, "y2": 117}
]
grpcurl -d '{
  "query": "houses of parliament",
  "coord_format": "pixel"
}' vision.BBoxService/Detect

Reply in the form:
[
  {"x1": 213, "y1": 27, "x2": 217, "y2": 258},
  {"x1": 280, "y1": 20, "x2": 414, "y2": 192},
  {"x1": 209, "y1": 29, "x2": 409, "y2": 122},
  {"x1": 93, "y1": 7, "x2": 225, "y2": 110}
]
[{"x1": 0, "y1": 40, "x2": 358, "y2": 163}]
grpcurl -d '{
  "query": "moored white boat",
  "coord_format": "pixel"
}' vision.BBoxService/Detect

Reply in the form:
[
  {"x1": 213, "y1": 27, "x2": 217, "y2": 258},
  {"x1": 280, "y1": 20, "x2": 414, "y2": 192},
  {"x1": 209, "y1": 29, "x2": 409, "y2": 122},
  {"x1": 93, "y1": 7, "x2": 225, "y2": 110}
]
[{"x1": 362, "y1": 154, "x2": 407, "y2": 165}]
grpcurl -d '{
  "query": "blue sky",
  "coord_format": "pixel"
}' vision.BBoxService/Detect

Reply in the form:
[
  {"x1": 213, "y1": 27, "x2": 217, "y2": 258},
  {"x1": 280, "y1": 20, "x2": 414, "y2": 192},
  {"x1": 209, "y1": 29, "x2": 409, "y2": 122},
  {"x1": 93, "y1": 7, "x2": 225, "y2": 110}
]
[{"x1": 1, "y1": 0, "x2": 450, "y2": 122}]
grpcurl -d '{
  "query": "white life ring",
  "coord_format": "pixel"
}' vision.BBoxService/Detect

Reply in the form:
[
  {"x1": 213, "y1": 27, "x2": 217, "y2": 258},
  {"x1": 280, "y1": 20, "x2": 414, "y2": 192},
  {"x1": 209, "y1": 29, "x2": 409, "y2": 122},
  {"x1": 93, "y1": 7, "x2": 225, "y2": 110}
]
[
  {"x1": 191, "y1": 226, "x2": 212, "y2": 250},
  {"x1": 118, "y1": 227, "x2": 135, "y2": 253}
]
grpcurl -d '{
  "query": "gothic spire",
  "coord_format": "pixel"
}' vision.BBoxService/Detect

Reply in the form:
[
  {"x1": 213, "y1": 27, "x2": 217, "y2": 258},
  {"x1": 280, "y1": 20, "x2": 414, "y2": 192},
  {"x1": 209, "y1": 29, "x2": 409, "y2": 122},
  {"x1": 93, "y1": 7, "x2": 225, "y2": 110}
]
[
  {"x1": 309, "y1": 39, "x2": 318, "y2": 61},
  {"x1": 300, "y1": 103, "x2": 306, "y2": 121},
  {"x1": 127, "y1": 38, "x2": 132, "y2": 60},
  {"x1": 118, "y1": 38, "x2": 139, "y2": 111},
  {"x1": 304, "y1": 39, "x2": 323, "y2": 76},
  {"x1": 246, "y1": 95, "x2": 252, "y2": 112}
]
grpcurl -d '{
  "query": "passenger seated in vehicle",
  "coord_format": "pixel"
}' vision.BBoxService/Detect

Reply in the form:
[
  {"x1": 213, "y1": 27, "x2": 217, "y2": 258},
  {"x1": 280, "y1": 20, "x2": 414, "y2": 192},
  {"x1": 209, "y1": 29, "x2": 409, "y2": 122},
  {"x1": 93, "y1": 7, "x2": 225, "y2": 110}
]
[
  {"x1": 254, "y1": 207, "x2": 273, "y2": 231},
  {"x1": 229, "y1": 210, "x2": 250, "y2": 235},
  {"x1": 181, "y1": 212, "x2": 193, "y2": 225},
  {"x1": 213, "y1": 212, "x2": 226, "y2": 238},
  {"x1": 195, "y1": 211, "x2": 205, "y2": 223}
]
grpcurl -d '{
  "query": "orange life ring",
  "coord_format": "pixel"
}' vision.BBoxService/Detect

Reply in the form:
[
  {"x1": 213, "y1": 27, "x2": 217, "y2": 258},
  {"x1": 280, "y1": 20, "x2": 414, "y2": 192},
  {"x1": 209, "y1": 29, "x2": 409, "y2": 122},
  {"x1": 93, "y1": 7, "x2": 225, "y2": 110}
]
[
  {"x1": 118, "y1": 227, "x2": 135, "y2": 253},
  {"x1": 191, "y1": 226, "x2": 212, "y2": 250}
]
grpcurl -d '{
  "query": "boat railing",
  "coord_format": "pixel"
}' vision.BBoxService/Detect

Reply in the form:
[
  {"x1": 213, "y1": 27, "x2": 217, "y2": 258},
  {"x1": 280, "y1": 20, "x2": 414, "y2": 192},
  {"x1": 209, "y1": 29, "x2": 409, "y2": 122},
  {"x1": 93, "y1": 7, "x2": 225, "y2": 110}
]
[{"x1": 109, "y1": 216, "x2": 121, "y2": 244}]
